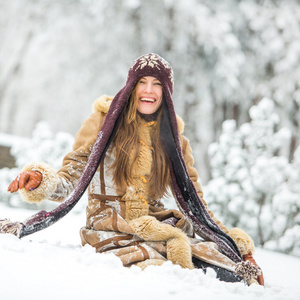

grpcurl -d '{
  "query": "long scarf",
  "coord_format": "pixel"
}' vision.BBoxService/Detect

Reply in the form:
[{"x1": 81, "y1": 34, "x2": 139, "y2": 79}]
[{"x1": 1, "y1": 53, "x2": 242, "y2": 265}]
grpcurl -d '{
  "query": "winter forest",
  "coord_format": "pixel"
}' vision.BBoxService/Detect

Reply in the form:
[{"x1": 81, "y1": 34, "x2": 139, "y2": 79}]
[{"x1": 0, "y1": 0, "x2": 300, "y2": 263}]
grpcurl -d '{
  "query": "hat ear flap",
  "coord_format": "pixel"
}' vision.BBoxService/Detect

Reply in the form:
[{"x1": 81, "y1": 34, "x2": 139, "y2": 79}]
[{"x1": 160, "y1": 99, "x2": 242, "y2": 262}]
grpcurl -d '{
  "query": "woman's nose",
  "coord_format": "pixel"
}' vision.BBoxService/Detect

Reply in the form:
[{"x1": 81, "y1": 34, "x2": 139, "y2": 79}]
[{"x1": 145, "y1": 83, "x2": 153, "y2": 93}]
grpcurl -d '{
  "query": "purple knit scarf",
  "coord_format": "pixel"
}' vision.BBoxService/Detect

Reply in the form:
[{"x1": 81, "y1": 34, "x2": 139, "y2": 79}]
[{"x1": 4, "y1": 53, "x2": 242, "y2": 264}]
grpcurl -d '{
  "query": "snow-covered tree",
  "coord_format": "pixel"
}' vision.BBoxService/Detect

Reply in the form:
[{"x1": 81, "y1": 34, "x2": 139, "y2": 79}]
[
  {"x1": 264, "y1": 147, "x2": 300, "y2": 256},
  {"x1": 1, "y1": 0, "x2": 299, "y2": 182},
  {"x1": 205, "y1": 98, "x2": 300, "y2": 256},
  {"x1": 0, "y1": 121, "x2": 73, "y2": 209}
]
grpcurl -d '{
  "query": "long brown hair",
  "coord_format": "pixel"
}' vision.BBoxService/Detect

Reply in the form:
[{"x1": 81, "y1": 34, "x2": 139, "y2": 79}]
[{"x1": 110, "y1": 88, "x2": 170, "y2": 199}]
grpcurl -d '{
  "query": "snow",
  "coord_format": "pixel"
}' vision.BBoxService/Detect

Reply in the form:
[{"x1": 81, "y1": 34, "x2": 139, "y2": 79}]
[
  {"x1": 205, "y1": 99, "x2": 300, "y2": 255},
  {"x1": 0, "y1": 1, "x2": 299, "y2": 298},
  {"x1": 1, "y1": 1, "x2": 299, "y2": 184},
  {"x1": 1, "y1": 204, "x2": 299, "y2": 300},
  {"x1": 0, "y1": 132, "x2": 29, "y2": 148}
]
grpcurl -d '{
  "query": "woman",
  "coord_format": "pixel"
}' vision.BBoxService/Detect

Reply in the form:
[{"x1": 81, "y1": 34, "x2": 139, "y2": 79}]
[{"x1": 6, "y1": 53, "x2": 263, "y2": 285}]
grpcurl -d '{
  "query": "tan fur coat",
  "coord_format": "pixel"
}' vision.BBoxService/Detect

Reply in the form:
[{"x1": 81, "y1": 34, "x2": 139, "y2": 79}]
[{"x1": 20, "y1": 95, "x2": 255, "y2": 270}]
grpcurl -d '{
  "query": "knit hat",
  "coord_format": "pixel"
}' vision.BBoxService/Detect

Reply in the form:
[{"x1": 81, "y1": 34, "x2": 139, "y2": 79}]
[
  {"x1": 2, "y1": 53, "x2": 242, "y2": 264},
  {"x1": 128, "y1": 54, "x2": 174, "y2": 92}
]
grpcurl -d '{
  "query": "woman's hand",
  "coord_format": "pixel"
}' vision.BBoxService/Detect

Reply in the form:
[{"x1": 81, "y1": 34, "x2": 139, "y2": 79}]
[
  {"x1": 243, "y1": 251, "x2": 265, "y2": 286},
  {"x1": 7, "y1": 171, "x2": 43, "y2": 193}
]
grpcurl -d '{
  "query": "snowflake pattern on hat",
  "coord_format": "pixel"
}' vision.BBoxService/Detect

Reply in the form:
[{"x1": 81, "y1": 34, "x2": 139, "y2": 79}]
[{"x1": 130, "y1": 53, "x2": 174, "y2": 85}]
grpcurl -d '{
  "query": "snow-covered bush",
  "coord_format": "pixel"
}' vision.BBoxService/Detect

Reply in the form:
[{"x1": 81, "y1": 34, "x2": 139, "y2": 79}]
[
  {"x1": 264, "y1": 147, "x2": 300, "y2": 256},
  {"x1": 205, "y1": 98, "x2": 300, "y2": 256},
  {"x1": 10, "y1": 121, "x2": 74, "y2": 170},
  {"x1": 0, "y1": 121, "x2": 73, "y2": 209},
  {"x1": 1, "y1": 1, "x2": 300, "y2": 183}
]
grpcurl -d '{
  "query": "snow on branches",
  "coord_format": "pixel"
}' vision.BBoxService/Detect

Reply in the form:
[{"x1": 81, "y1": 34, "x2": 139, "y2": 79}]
[
  {"x1": 0, "y1": 122, "x2": 73, "y2": 209},
  {"x1": 205, "y1": 98, "x2": 300, "y2": 256}
]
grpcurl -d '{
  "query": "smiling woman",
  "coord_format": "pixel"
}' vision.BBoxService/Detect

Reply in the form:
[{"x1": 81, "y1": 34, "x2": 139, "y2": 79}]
[
  {"x1": 4, "y1": 53, "x2": 263, "y2": 286},
  {"x1": 136, "y1": 76, "x2": 163, "y2": 115}
]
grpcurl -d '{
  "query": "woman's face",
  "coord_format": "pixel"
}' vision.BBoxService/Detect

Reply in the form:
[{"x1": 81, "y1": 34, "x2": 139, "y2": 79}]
[{"x1": 135, "y1": 76, "x2": 163, "y2": 114}]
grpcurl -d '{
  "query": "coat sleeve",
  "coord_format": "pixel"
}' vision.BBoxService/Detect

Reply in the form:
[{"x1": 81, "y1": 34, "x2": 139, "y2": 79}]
[
  {"x1": 180, "y1": 135, "x2": 256, "y2": 256},
  {"x1": 19, "y1": 112, "x2": 104, "y2": 204}
]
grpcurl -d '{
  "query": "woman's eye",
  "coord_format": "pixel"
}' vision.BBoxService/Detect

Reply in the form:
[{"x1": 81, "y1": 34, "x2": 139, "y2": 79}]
[
  {"x1": 139, "y1": 80, "x2": 146, "y2": 84},
  {"x1": 154, "y1": 82, "x2": 162, "y2": 86}
]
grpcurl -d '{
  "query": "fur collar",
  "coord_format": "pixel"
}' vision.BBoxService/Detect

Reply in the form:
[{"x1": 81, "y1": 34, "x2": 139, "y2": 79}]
[{"x1": 93, "y1": 95, "x2": 185, "y2": 134}]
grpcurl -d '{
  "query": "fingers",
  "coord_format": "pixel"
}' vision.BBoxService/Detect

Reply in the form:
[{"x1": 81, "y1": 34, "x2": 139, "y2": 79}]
[
  {"x1": 25, "y1": 171, "x2": 43, "y2": 190},
  {"x1": 7, "y1": 171, "x2": 43, "y2": 193},
  {"x1": 19, "y1": 172, "x2": 30, "y2": 189},
  {"x1": 243, "y1": 252, "x2": 264, "y2": 286},
  {"x1": 7, "y1": 181, "x2": 14, "y2": 192},
  {"x1": 24, "y1": 177, "x2": 39, "y2": 190},
  {"x1": 7, "y1": 177, "x2": 20, "y2": 193},
  {"x1": 257, "y1": 273, "x2": 265, "y2": 286}
]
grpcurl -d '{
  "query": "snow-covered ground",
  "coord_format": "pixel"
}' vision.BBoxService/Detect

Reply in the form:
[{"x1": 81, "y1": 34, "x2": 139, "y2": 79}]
[{"x1": 1, "y1": 203, "x2": 299, "y2": 300}]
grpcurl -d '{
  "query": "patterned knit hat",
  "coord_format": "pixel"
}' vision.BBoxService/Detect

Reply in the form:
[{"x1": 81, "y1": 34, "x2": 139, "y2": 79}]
[
  {"x1": 1, "y1": 54, "x2": 242, "y2": 265},
  {"x1": 126, "y1": 53, "x2": 174, "y2": 94}
]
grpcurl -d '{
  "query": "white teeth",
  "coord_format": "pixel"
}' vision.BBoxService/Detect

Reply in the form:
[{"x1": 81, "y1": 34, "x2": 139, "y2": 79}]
[{"x1": 140, "y1": 98, "x2": 155, "y2": 102}]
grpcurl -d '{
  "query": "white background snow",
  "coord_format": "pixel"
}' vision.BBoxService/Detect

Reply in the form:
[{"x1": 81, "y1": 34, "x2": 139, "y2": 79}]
[
  {"x1": 1, "y1": 203, "x2": 299, "y2": 300},
  {"x1": 1, "y1": 1, "x2": 300, "y2": 299},
  {"x1": 1, "y1": 0, "x2": 300, "y2": 183}
]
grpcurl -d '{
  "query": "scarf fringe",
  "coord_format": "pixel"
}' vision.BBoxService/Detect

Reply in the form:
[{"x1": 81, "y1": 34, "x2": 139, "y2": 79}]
[
  {"x1": 235, "y1": 260, "x2": 262, "y2": 285},
  {"x1": 0, "y1": 219, "x2": 24, "y2": 238}
]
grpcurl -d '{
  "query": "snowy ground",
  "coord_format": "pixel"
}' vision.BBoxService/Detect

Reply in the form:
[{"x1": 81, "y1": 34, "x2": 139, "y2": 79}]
[{"x1": 1, "y1": 203, "x2": 299, "y2": 300}]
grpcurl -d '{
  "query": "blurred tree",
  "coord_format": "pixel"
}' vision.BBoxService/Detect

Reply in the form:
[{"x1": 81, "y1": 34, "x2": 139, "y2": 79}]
[
  {"x1": 205, "y1": 98, "x2": 300, "y2": 256},
  {"x1": 0, "y1": 0, "x2": 299, "y2": 182}
]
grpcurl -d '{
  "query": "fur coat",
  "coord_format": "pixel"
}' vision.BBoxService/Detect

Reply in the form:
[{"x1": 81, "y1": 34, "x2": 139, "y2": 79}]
[{"x1": 19, "y1": 95, "x2": 255, "y2": 271}]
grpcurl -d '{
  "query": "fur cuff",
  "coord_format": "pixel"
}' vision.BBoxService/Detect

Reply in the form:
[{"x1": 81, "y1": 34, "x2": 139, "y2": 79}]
[
  {"x1": 228, "y1": 227, "x2": 255, "y2": 256},
  {"x1": 19, "y1": 162, "x2": 60, "y2": 204}
]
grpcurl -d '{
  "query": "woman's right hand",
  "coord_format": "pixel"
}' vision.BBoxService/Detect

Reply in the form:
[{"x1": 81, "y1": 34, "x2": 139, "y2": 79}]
[{"x1": 7, "y1": 171, "x2": 43, "y2": 193}]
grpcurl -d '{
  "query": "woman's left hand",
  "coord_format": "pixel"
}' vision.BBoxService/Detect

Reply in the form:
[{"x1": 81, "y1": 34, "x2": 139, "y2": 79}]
[{"x1": 243, "y1": 251, "x2": 264, "y2": 286}]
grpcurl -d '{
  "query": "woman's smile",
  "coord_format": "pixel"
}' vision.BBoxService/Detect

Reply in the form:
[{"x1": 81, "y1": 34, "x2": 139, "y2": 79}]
[{"x1": 139, "y1": 97, "x2": 156, "y2": 103}]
